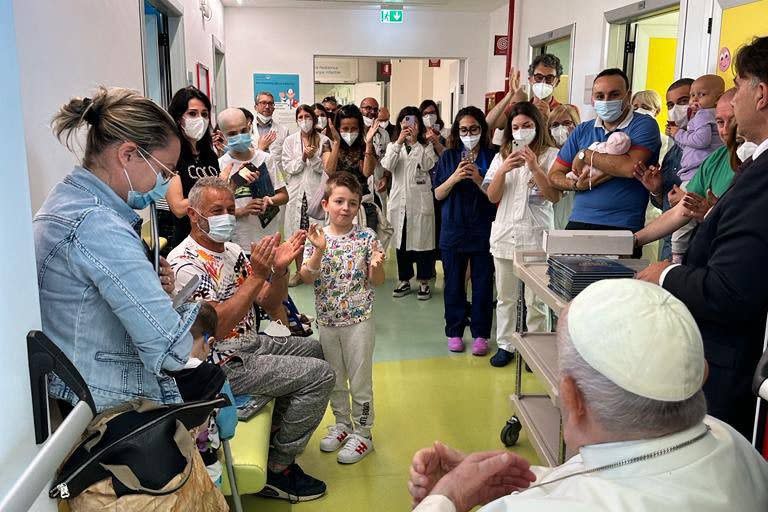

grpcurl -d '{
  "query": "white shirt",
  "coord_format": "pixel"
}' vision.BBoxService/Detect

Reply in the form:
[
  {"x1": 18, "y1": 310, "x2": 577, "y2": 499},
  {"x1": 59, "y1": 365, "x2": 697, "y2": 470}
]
[
  {"x1": 414, "y1": 417, "x2": 768, "y2": 512},
  {"x1": 281, "y1": 131, "x2": 330, "y2": 235},
  {"x1": 483, "y1": 147, "x2": 559, "y2": 259},
  {"x1": 219, "y1": 148, "x2": 287, "y2": 252}
]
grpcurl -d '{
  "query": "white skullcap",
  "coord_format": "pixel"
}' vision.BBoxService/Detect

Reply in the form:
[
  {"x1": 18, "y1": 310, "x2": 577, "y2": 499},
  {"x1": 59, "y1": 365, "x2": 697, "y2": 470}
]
[{"x1": 567, "y1": 279, "x2": 705, "y2": 402}]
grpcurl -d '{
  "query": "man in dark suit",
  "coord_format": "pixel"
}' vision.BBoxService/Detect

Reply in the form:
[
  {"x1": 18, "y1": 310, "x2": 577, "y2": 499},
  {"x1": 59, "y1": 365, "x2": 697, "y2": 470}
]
[{"x1": 638, "y1": 36, "x2": 768, "y2": 439}]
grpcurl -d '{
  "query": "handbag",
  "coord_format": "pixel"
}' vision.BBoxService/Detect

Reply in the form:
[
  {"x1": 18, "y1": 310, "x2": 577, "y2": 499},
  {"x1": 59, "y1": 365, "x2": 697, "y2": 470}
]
[{"x1": 51, "y1": 397, "x2": 229, "y2": 511}]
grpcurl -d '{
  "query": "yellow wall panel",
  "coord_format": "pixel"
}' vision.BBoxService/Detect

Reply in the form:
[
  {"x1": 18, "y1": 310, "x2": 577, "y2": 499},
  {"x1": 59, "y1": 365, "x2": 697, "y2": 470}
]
[
  {"x1": 645, "y1": 37, "x2": 677, "y2": 130},
  {"x1": 717, "y1": 0, "x2": 768, "y2": 81}
]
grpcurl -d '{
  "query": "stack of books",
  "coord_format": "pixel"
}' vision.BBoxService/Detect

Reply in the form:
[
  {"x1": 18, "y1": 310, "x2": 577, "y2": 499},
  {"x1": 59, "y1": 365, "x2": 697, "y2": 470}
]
[{"x1": 547, "y1": 256, "x2": 636, "y2": 301}]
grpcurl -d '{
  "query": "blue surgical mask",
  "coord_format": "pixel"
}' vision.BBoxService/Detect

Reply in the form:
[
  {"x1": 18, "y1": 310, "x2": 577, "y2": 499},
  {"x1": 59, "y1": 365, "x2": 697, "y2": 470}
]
[
  {"x1": 123, "y1": 149, "x2": 173, "y2": 210},
  {"x1": 227, "y1": 133, "x2": 252, "y2": 153},
  {"x1": 193, "y1": 209, "x2": 236, "y2": 243},
  {"x1": 594, "y1": 99, "x2": 626, "y2": 123}
]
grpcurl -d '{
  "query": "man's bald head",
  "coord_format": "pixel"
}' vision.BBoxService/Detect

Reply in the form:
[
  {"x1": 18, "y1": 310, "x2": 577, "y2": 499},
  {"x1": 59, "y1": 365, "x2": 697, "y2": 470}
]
[
  {"x1": 360, "y1": 97, "x2": 379, "y2": 119},
  {"x1": 217, "y1": 108, "x2": 248, "y2": 133},
  {"x1": 715, "y1": 88, "x2": 737, "y2": 143}
]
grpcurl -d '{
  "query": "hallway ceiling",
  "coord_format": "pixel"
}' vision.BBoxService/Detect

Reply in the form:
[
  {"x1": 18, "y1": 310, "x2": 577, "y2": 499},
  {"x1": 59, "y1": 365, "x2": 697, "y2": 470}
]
[{"x1": 222, "y1": 0, "x2": 506, "y2": 11}]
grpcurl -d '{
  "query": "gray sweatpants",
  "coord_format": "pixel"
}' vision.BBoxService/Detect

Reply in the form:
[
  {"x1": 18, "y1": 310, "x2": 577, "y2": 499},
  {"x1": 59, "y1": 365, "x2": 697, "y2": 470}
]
[
  {"x1": 221, "y1": 333, "x2": 334, "y2": 466},
  {"x1": 318, "y1": 318, "x2": 375, "y2": 438}
]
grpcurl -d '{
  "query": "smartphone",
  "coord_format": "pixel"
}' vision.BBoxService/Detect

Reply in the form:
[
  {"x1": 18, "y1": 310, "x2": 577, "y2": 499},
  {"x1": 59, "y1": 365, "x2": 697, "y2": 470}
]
[
  {"x1": 511, "y1": 140, "x2": 521, "y2": 152},
  {"x1": 404, "y1": 115, "x2": 416, "y2": 127}
]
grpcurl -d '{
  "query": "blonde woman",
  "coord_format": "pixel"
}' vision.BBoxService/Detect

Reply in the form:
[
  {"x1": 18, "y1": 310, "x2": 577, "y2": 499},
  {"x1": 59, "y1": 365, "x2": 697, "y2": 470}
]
[{"x1": 547, "y1": 104, "x2": 581, "y2": 229}]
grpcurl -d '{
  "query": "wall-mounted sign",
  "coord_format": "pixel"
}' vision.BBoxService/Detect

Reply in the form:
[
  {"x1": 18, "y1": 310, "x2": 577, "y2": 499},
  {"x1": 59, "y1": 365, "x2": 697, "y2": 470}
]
[
  {"x1": 428, "y1": 59, "x2": 441, "y2": 68},
  {"x1": 315, "y1": 57, "x2": 358, "y2": 83},
  {"x1": 494, "y1": 35, "x2": 509, "y2": 56},
  {"x1": 380, "y1": 8, "x2": 404, "y2": 23},
  {"x1": 253, "y1": 73, "x2": 300, "y2": 110}
]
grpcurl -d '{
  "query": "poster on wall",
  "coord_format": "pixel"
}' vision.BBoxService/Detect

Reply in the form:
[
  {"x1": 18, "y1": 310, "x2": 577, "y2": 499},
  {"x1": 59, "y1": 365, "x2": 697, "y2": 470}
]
[{"x1": 253, "y1": 73, "x2": 300, "y2": 110}]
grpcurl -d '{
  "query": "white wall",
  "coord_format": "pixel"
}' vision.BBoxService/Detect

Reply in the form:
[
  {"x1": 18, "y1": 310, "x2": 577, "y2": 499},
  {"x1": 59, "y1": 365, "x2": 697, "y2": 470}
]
[
  {"x1": 13, "y1": 0, "x2": 226, "y2": 212},
  {"x1": 224, "y1": 6, "x2": 490, "y2": 115},
  {"x1": 486, "y1": 2, "x2": 510, "y2": 94},
  {"x1": 1, "y1": 0, "x2": 50, "y2": 508}
]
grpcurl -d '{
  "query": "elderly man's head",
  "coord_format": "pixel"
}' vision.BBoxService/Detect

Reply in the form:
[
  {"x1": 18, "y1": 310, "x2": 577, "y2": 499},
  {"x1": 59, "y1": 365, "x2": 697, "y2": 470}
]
[
  {"x1": 187, "y1": 177, "x2": 236, "y2": 245},
  {"x1": 715, "y1": 88, "x2": 736, "y2": 143},
  {"x1": 732, "y1": 36, "x2": 768, "y2": 144},
  {"x1": 557, "y1": 280, "x2": 707, "y2": 448}
]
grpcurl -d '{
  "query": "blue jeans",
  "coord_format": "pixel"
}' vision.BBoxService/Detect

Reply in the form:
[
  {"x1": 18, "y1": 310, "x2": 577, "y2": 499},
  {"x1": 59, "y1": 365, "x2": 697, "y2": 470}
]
[{"x1": 441, "y1": 248, "x2": 494, "y2": 339}]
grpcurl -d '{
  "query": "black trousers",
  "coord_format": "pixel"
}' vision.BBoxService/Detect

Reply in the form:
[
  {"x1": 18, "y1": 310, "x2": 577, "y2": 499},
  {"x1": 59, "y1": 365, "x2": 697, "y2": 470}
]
[
  {"x1": 396, "y1": 215, "x2": 435, "y2": 282},
  {"x1": 565, "y1": 220, "x2": 642, "y2": 258}
]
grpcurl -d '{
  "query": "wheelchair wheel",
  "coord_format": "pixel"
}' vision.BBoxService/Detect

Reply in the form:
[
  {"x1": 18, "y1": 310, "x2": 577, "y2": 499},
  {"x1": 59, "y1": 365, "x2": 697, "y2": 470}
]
[{"x1": 501, "y1": 415, "x2": 522, "y2": 446}]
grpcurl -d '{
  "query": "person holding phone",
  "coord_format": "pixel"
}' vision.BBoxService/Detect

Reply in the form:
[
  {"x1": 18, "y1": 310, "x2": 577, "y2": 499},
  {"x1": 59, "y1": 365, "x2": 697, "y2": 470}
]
[
  {"x1": 483, "y1": 102, "x2": 560, "y2": 367},
  {"x1": 217, "y1": 107, "x2": 288, "y2": 256},
  {"x1": 433, "y1": 107, "x2": 497, "y2": 356},
  {"x1": 381, "y1": 107, "x2": 438, "y2": 300}
]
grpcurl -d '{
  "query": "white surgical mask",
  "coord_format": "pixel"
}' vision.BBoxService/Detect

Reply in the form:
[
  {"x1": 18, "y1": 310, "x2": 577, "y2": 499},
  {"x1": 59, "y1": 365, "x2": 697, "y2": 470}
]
[
  {"x1": 379, "y1": 120, "x2": 390, "y2": 130},
  {"x1": 362, "y1": 116, "x2": 374, "y2": 127},
  {"x1": 531, "y1": 82, "x2": 555, "y2": 100},
  {"x1": 341, "y1": 131, "x2": 359, "y2": 145},
  {"x1": 634, "y1": 108, "x2": 655, "y2": 117},
  {"x1": 298, "y1": 119, "x2": 314, "y2": 133},
  {"x1": 737, "y1": 141, "x2": 758, "y2": 163},
  {"x1": 550, "y1": 125, "x2": 570, "y2": 147},
  {"x1": 668, "y1": 104, "x2": 689, "y2": 128},
  {"x1": 460, "y1": 134, "x2": 481, "y2": 150},
  {"x1": 256, "y1": 112, "x2": 272, "y2": 124},
  {"x1": 423, "y1": 114, "x2": 437, "y2": 128},
  {"x1": 316, "y1": 117, "x2": 328, "y2": 129},
  {"x1": 512, "y1": 128, "x2": 537, "y2": 147},
  {"x1": 182, "y1": 116, "x2": 209, "y2": 142}
]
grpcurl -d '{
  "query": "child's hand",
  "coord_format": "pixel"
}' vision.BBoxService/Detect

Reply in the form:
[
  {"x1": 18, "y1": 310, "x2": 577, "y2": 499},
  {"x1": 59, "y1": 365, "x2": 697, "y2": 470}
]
[
  {"x1": 370, "y1": 250, "x2": 385, "y2": 273},
  {"x1": 307, "y1": 224, "x2": 327, "y2": 251},
  {"x1": 668, "y1": 125, "x2": 680, "y2": 137}
]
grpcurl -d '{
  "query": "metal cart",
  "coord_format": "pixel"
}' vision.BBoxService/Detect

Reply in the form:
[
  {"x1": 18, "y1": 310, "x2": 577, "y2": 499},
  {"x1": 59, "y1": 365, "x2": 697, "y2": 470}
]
[{"x1": 501, "y1": 250, "x2": 647, "y2": 466}]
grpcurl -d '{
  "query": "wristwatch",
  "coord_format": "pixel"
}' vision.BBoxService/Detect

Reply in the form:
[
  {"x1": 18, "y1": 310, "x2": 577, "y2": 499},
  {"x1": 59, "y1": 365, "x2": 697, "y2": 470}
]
[{"x1": 577, "y1": 150, "x2": 586, "y2": 161}]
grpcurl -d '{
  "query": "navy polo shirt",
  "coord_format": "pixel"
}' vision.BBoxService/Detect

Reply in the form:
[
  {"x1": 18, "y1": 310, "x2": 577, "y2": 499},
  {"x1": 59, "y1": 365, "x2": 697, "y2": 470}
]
[
  {"x1": 557, "y1": 111, "x2": 661, "y2": 231},
  {"x1": 434, "y1": 146, "x2": 498, "y2": 251}
]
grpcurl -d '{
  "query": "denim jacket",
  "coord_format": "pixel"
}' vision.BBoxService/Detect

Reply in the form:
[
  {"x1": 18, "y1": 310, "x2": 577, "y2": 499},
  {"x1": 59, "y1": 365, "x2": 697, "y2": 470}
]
[{"x1": 34, "y1": 166, "x2": 198, "y2": 412}]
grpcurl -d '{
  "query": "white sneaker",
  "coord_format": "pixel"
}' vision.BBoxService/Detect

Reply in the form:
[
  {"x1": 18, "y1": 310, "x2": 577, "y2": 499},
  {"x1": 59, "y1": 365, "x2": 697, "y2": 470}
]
[
  {"x1": 337, "y1": 434, "x2": 374, "y2": 464},
  {"x1": 262, "y1": 320, "x2": 291, "y2": 338},
  {"x1": 319, "y1": 424, "x2": 350, "y2": 452}
]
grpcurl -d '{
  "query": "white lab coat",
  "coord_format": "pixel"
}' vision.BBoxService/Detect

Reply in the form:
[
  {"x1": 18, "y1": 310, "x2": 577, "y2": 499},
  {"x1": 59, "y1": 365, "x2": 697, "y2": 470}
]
[
  {"x1": 281, "y1": 131, "x2": 329, "y2": 235},
  {"x1": 482, "y1": 147, "x2": 558, "y2": 258},
  {"x1": 414, "y1": 417, "x2": 768, "y2": 512},
  {"x1": 381, "y1": 141, "x2": 438, "y2": 251}
]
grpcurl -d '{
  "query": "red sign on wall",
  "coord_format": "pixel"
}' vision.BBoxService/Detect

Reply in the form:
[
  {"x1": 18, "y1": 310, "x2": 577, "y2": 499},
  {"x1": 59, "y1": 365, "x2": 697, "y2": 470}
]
[
  {"x1": 379, "y1": 61, "x2": 392, "y2": 77},
  {"x1": 428, "y1": 59, "x2": 441, "y2": 68},
  {"x1": 494, "y1": 35, "x2": 509, "y2": 56}
]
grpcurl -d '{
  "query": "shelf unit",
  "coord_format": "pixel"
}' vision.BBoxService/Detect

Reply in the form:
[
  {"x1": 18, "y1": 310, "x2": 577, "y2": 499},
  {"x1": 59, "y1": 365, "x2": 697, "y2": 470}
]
[{"x1": 508, "y1": 251, "x2": 646, "y2": 466}]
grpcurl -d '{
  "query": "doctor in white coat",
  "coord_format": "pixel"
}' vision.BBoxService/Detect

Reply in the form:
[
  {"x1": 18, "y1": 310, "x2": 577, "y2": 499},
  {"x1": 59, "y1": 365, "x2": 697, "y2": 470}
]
[
  {"x1": 282, "y1": 104, "x2": 331, "y2": 286},
  {"x1": 380, "y1": 107, "x2": 438, "y2": 301},
  {"x1": 409, "y1": 279, "x2": 768, "y2": 512}
]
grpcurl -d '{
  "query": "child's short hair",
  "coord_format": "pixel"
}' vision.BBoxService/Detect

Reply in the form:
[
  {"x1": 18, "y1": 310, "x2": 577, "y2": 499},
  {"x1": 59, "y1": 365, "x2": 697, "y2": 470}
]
[
  {"x1": 191, "y1": 301, "x2": 218, "y2": 338},
  {"x1": 324, "y1": 172, "x2": 363, "y2": 200}
]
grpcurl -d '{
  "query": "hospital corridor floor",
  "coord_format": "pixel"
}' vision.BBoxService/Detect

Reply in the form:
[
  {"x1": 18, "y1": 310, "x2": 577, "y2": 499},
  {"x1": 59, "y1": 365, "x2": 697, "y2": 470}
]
[{"x1": 240, "y1": 261, "x2": 543, "y2": 511}]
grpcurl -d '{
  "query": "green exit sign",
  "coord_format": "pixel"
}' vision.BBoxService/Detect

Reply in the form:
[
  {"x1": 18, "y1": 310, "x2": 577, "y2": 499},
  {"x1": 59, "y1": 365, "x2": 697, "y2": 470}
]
[{"x1": 380, "y1": 8, "x2": 404, "y2": 23}]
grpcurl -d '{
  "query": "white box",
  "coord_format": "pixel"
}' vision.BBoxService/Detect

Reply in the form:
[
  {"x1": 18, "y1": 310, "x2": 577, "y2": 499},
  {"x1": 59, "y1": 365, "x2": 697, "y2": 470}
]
[{"x1": 543, "y1": 230, "x2": 634, "y2": 256}]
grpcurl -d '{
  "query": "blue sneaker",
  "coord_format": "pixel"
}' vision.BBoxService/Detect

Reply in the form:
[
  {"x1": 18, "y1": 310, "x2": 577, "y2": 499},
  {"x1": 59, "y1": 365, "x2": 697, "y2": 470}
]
[{"x1": 490, "y1": 348, "x2": 515, "y2": 367}]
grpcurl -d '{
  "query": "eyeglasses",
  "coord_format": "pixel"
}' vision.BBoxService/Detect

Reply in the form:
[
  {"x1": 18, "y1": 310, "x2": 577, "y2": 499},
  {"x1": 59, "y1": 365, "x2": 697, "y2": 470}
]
[
  {"x1": 138, "y1": 147, "x2": 177, "y2": 183},
  {"x1": 361, "y1": 106, "x2": 379, "y2": 114},
  {"x1": 458, "y1": 126, "x2": 481, "y2": 136},
  {"x1": 257, "y1": 101, "x2": 275, "y2": 107},
  {"x1": 532, "y1": 73, "x2": 558, "y2": 85}
]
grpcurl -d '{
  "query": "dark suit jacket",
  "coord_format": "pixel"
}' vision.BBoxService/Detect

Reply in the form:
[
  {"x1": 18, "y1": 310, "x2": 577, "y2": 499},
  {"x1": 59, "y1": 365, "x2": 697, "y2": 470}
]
[{"x1": 663, "y1": 148, "x2": 768, "y2": 437}]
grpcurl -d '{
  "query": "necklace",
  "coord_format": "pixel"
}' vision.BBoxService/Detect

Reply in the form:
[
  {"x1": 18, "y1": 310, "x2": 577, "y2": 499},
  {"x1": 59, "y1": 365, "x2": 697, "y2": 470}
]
[{"x1": 522, "y1": 425, "x2": 711, "y2": 492}]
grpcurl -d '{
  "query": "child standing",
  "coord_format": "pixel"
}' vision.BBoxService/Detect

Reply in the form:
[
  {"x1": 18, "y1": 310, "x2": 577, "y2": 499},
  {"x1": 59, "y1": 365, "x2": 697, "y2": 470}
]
[
  {"x1": 668, "y1": 74, "x2": 725, "y2": 262},
  {"x1": 299, "y1": 173, "x2": 386, "y2": 464}
]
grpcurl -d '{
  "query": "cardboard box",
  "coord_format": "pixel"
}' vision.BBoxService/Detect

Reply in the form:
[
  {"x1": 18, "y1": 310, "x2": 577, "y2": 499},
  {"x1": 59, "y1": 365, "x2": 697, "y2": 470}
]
[{"x1": 543, "y1": 230, "x2": 634, "y2": 256}]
